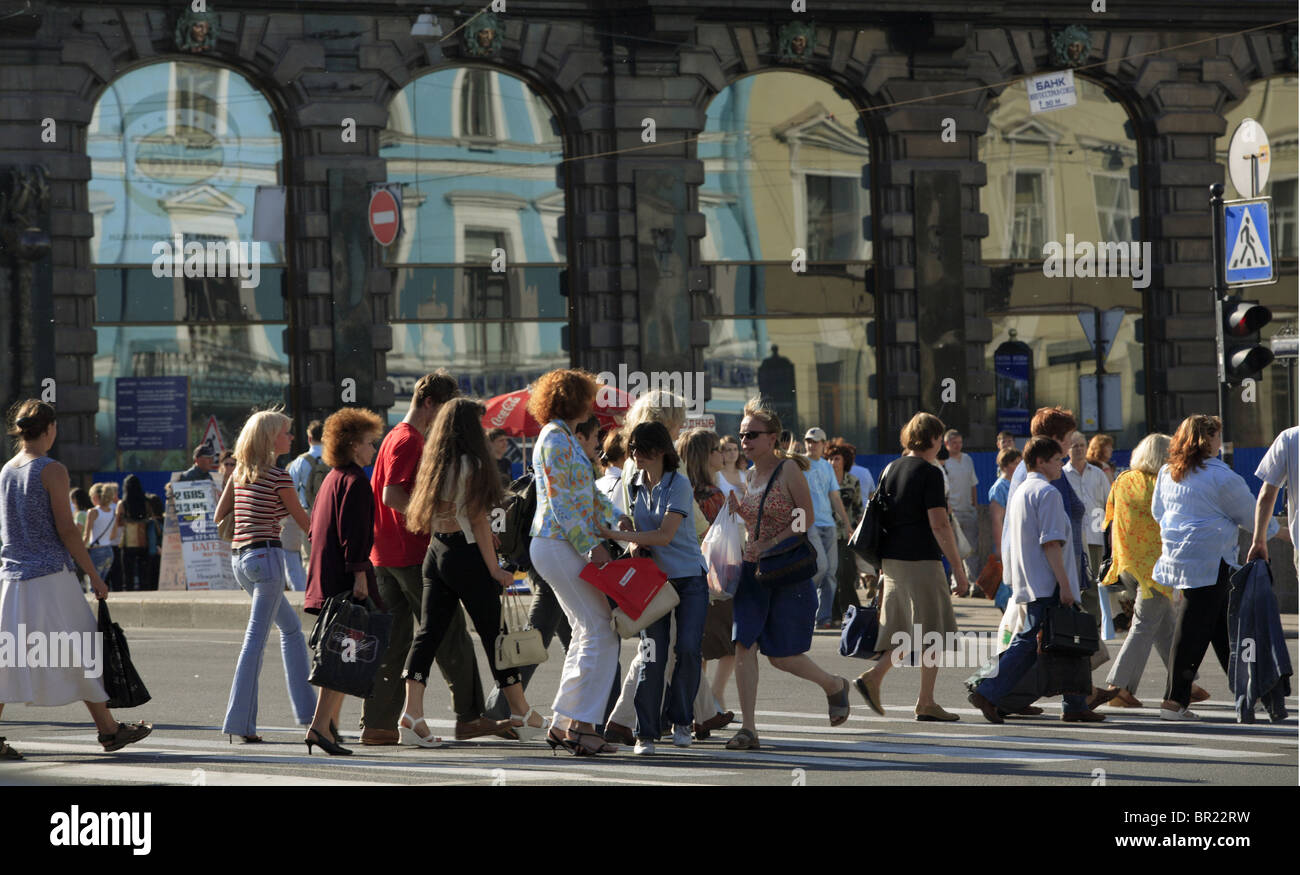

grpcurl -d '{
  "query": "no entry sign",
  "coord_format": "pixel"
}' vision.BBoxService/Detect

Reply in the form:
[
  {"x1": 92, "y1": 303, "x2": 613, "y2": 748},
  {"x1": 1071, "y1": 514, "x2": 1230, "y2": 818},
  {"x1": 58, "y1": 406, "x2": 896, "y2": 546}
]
[{"x1": 368, "y1": 187, "x2": 401, "y2": 246}]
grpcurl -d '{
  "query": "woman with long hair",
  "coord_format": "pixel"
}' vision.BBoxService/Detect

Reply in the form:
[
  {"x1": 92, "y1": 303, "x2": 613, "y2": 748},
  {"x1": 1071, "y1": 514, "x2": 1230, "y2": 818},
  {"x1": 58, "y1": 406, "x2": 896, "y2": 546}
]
[
  {"x1": 213, "y1": 408, "x2": 316, "y2": 743},
  {"x1": 718, "y1": 435, "x2": 748, "y2": 497},
  {"x1": 300, "y1": 407, "x2": 386, "y2": 755},
  {"x1": 678, "y1": 427, "x2": 737, "y2": 738},
  {"x1": 144, "y1": 493, "x2": 164, "y2": 591},
  {"x1": 1152, "y1": 415, "x2": 1276, "y2": 720},
  {"x1": 112, "y1": 474, "x2": 151, "y2": 592},
  {"x1": 853, "y1": 412, "x2": 969, "y2": 722},
  {"x1": 527, "y1": 370, "x2": 627, "y2": 756},
  {"x1": 399, "y1": 398, "x2": 548, "y2": 748},
  {"x1": 721, "y1": 398, "x2": 850, "y2": 750},
  {"x1": 0, "y1": 401, "x2": 152, "y2": 759},
  {"x1": 1096, "y1": 434, "x2": 1209, "y2": 708}
]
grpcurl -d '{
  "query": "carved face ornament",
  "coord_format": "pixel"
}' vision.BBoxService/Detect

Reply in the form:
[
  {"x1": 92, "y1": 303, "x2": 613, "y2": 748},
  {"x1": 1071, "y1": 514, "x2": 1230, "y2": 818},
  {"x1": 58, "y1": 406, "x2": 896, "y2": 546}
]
[{"x1": 476, "y1": 27, "x2": 495, "y2": 48}]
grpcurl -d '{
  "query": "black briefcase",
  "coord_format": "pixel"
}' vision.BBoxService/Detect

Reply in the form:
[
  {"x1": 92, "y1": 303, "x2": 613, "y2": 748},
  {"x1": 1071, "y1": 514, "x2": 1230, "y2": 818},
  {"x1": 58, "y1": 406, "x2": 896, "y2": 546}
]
[{"x1": 1040, "y1": 603, "x2": 1098, "y2": 657}]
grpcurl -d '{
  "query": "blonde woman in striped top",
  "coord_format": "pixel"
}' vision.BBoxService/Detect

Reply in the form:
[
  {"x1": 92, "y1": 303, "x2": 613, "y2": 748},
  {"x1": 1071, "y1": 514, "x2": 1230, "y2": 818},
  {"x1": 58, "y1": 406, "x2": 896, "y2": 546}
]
[{"x1": 214, "y1": 409, "x2": 316, "y2": 743}]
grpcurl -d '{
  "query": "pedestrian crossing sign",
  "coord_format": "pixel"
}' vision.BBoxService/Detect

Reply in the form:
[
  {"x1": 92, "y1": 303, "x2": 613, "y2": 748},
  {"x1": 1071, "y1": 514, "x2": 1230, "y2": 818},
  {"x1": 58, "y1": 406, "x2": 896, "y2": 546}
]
[{"x1": 1224, "y1": 198, "x2": 1275, "y2": 287}]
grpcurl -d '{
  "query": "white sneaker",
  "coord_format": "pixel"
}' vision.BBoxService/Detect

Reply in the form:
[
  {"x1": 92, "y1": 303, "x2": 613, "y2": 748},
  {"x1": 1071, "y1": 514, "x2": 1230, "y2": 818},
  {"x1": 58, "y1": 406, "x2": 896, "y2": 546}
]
[
  {"x1": 672, "y1": 725, "x2": 693, "y2": 747},
  {"x1": 633, "y1": 739, "x2": 655, "y2": 755},
  {"x1": 1160, "y1": 706, "x2": 1200, "y2": 721}
]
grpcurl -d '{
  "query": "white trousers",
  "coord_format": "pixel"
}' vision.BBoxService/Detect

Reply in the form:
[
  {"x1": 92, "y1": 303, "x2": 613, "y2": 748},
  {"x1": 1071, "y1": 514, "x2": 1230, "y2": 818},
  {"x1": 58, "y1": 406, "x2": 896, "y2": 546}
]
[{"x1": 529, "y1": 537, "x2": 620, "y2": 725}]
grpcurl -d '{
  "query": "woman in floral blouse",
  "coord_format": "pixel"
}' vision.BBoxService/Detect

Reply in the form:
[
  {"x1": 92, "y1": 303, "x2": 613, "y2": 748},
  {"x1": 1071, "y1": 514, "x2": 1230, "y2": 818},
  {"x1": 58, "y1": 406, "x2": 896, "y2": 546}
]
[
  {"x1": 526, "y1": 369, "x2": 629, "y2": 756},
  {"x1": 826, "y1": 440, "x2": 863, "y2": 623},
  {"x1": 1096, "y1": 433, "x2": 1207, "y2": 708}
]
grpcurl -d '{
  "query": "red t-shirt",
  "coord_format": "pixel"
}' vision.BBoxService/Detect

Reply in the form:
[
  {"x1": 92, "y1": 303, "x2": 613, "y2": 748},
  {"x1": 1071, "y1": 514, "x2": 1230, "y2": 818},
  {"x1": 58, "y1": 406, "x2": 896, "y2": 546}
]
[{"x1": 369, "y1": 423, "x2": 430, "y2": 567}]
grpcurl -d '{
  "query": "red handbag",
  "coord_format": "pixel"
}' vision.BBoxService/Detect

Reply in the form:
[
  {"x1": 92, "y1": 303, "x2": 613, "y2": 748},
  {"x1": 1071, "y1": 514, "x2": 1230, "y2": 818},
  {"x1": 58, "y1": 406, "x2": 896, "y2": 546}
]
[
  {"x1": 579, "y1": 557, "x2": 669, "y2": 620},
  {"x1": 975, "y1": 554, "x2": 1003, "y2": 600}
]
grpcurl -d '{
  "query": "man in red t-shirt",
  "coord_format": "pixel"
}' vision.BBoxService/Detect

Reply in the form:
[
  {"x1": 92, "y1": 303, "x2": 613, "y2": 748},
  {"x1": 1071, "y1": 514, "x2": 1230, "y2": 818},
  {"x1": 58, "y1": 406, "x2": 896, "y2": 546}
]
[{"x1": 361, "y1": 372, "x2": 508, "y2": 744}]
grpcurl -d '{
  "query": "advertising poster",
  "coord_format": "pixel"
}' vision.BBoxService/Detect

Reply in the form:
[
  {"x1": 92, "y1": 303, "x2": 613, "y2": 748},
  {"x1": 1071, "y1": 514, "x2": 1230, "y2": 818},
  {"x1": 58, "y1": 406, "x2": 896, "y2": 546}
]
[
  {"x1": 116, "y1": 376, "x2": 188, "y2": 451},
  {"x1": 994, "y1": 340, "x2": 1033, "y2": 436},
  {"x1": 171, "y1": 477, "x2": 237, "y2": 591}
]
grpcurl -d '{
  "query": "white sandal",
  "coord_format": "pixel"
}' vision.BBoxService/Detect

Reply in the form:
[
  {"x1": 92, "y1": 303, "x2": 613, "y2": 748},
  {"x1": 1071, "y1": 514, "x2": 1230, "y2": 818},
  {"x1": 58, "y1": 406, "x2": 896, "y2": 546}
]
[
  {"x1": 510, "y1": 708, "x2": 551, "y2": 742},
  {"x1": 399, "y1": 712, "x2": 446, "y2": 748}
]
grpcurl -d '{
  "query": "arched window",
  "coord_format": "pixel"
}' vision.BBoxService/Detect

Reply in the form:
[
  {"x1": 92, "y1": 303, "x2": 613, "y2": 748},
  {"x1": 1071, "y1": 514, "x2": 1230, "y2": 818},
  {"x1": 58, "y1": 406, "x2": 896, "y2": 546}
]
[
  {"x1": 381, "y1": 67, "x2": 567, "y2": 422},
  {"x1": 699, "y1": 72, "x2": 876, "y2": 452},
  {"x1": 979, "y1": 76, "x2": 1146, "y2": 448},
  {"x1": 89, "y1": 61, "x2": 288, "y2": 477},
  {"x1": 1217, "y1": 75, "x2": 1298, "y2": 444}
]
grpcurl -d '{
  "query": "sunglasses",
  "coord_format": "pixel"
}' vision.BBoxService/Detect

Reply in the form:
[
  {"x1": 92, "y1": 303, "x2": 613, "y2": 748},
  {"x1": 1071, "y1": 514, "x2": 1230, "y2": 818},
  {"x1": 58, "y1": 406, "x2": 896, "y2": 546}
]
[{"x1": 738, "y1": 431, "x2": 773, "y2": 441}]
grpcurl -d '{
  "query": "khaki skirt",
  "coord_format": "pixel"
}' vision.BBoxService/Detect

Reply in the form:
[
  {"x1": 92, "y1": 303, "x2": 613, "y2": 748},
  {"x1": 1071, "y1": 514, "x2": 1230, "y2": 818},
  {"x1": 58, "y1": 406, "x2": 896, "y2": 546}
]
[{"x1": 873, "y1": 558, "x2": 959, "y2": 656}]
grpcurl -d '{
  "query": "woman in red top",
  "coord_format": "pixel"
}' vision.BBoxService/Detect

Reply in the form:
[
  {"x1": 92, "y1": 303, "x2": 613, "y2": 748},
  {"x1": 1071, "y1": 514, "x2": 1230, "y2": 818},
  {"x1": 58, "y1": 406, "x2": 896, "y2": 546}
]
[{"x1": 302, "y1": 407, "x2": 385, "y2": 756}]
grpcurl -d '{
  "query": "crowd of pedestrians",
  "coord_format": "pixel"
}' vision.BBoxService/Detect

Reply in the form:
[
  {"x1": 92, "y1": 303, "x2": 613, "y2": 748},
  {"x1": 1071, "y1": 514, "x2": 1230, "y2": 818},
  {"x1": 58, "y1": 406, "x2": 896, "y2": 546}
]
[{"x1": 0, "y1": 376, "x2": 1293, "y2": 763}]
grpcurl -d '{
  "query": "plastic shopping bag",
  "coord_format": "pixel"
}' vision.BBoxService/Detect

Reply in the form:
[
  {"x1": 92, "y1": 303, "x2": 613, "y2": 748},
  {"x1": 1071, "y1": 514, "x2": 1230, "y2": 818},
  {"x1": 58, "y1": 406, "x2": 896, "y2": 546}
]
[{"x1": 701, "y1": 510, "x2": 745, "y2": 596}]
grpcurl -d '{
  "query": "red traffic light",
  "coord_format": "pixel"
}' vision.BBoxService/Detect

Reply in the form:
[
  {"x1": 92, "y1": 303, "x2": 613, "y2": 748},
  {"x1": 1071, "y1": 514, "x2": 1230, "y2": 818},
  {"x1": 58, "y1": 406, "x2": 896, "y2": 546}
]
[{"x1": 1224, "y1": 301, "x2": 1272, "y2": 336}]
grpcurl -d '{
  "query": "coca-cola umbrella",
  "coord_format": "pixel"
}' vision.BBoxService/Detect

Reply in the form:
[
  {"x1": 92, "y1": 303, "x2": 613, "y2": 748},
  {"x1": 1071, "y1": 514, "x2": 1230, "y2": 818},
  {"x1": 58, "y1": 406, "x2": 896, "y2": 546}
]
[{"x1": 481, "y1": 385, "x2": 632, "y2": 467}]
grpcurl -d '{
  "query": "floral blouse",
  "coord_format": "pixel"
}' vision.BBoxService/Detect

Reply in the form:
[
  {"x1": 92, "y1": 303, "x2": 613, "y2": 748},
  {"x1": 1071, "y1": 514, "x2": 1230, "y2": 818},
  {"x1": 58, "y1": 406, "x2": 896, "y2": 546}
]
[
  {"x1": 530, "y1": 419, "x2": 617, "y2": 556},
  {"x1": 1102, "y1": 469, "x2": 1167, "y2": 599}
]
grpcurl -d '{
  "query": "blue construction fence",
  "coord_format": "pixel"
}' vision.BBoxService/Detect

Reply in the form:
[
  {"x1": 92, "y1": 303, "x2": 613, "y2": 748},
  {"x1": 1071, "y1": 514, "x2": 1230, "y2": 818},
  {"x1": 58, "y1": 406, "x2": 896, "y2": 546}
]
[{"x1": 92, "y1": 446, "x2": 1285, "y2": 515}]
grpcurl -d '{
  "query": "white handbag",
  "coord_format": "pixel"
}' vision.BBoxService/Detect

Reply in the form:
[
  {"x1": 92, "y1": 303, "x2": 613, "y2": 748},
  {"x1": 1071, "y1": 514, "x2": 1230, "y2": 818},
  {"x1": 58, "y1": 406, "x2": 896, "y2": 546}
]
[
  {"x1": 494, "y1": 592, "x2": 548, "y2": 670},
  {"x1": 610, "y1": 582, "x2": 680, "y2": 639}
]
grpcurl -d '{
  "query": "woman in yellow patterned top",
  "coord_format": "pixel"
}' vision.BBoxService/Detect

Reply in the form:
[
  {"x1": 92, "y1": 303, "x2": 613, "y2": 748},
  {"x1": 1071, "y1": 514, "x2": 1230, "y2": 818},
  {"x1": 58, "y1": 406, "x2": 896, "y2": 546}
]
[{"x1": 1097, "y1": 433, "x2": 1207, "y2": 708}]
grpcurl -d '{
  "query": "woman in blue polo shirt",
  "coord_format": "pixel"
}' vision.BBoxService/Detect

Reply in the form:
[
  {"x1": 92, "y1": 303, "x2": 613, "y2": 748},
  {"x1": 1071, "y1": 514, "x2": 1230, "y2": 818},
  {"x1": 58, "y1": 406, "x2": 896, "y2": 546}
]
[{"x1": 601, "y1": 421, "x2": 709, "y2": 755}]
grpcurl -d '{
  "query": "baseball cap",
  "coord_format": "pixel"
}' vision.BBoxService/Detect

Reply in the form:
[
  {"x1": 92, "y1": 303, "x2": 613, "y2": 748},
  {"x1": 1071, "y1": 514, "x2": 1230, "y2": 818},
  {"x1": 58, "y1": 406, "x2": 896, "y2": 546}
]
[{"x1": 804, "y1": 427, "x2": 827, "y2": 442}]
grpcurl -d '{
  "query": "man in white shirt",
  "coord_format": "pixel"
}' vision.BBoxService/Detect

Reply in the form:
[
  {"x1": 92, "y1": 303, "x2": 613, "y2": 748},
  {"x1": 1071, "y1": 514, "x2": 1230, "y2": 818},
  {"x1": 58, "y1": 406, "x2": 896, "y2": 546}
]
[
  {"x1": 1249, "y1": 426, "x2": 1298, "y2": 573},
  {"x1": 1063, "y1": 431, "x2": 1111, "y2": 586},
  {"x1": 969, "y1": 436, "x2": 1098, "y2": 723},
  {"x1": 942, "y1": 429, "x2": 980, "y2": 588}
]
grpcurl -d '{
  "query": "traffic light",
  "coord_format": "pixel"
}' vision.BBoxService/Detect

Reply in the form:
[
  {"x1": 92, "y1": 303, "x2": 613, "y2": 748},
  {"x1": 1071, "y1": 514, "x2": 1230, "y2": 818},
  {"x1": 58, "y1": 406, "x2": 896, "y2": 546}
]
[{"x1": 1218, "y1": 297, "x2": 1274, "y2": 382}]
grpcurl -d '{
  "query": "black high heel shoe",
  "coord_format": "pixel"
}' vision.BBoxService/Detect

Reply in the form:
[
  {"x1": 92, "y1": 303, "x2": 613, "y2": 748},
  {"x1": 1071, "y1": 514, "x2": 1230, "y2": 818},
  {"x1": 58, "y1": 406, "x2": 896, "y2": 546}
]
[
  {"x1": 546, "y1": 726, "x2": 589, "y2": 757},
  {"x1": 304, "y1": 727, "x2": 352, "y2": 756}
]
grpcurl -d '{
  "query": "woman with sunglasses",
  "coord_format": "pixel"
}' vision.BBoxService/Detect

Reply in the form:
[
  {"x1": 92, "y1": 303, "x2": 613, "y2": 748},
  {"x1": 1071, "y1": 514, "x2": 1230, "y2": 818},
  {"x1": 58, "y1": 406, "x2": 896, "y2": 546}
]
[{"x1": 721, "y1": 398, "x2": 851, "y2": 751}]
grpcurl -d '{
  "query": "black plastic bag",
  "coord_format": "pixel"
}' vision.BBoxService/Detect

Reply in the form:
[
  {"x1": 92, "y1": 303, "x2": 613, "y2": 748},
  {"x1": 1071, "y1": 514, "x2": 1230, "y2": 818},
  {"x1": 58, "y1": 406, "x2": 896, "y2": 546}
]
[
  {"x1": 98, "y1": 601, "x2": 151, "y2": 709},
  {"x1": 308, "y1": 592, "x2": 393, "y2": 698}
]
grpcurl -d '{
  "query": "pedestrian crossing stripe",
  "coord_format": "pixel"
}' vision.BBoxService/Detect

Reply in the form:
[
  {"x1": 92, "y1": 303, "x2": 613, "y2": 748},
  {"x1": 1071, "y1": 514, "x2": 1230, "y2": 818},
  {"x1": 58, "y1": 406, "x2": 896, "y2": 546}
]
[{"x1": 1224, "y1": 200, "x2": 1274, "y2": 284}]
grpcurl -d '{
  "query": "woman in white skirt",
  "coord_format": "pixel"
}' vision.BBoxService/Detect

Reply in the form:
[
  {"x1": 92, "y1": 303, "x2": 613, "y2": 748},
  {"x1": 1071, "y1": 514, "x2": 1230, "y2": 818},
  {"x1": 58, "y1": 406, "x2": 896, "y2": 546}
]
[{"x1": 0, "y1": 400, "x2": 152, "y2": 760}]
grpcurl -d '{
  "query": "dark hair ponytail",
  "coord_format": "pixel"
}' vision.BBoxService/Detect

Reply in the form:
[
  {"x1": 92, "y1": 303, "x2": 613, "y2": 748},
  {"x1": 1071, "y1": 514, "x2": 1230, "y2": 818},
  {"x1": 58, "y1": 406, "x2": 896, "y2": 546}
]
[{"x1": 6, "y1": 400, "x2": 56, "y2": 446}]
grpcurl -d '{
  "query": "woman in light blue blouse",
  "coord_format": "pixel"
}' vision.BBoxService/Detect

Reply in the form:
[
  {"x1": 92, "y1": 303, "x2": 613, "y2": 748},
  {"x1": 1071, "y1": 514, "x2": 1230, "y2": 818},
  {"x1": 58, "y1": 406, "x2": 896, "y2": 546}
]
[
  {"x1": 601, "y1": 422, "x2": 709, "y2": 755},
  {"x1": 1152, "y1": 415, "x2": 1277, "y2": 721}
]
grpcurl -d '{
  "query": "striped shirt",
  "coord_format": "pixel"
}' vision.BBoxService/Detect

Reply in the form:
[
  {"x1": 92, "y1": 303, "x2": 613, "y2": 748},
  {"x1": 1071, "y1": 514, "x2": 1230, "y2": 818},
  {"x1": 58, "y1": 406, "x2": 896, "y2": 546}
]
[{"x1": 232, "y1": 467, "x2": 293, "y2": 547}]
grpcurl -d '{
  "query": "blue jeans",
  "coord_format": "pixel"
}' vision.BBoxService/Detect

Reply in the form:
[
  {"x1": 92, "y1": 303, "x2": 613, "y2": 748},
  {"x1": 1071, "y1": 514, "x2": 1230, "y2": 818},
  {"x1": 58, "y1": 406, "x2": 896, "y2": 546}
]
[
  {"x1": 975, "y1": 592, "x2": 1088, "y2": 714},
  {"x1": 633, "y1": 574, "x2": 709, "y2": 739},
  {"x1": 810, "y1": 524, "x2": 838, "y2": 625},
  {"x1": 222, "y1": 547, "x2": 317, "y2": 735},
  {"x1": 282, "y1": 550, "x2": 307, "y2": 592}
]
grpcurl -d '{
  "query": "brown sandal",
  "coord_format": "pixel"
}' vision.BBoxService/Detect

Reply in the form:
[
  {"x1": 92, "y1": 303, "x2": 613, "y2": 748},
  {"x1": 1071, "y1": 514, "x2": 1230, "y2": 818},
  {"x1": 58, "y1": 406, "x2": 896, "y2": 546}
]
[
  {"x1": 724, "y1": 727, "x2": 760, "y2": 750},
  {"x1": 0, "y1": 737, "x2": 22, "y2": 761}
]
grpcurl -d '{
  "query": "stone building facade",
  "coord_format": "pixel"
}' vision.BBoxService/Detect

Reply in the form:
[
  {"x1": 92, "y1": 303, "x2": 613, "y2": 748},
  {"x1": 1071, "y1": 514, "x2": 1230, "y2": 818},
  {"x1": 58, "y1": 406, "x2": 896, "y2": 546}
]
[{"x1": 0, "y1": 0, "x2": 1295, "y2": 481}]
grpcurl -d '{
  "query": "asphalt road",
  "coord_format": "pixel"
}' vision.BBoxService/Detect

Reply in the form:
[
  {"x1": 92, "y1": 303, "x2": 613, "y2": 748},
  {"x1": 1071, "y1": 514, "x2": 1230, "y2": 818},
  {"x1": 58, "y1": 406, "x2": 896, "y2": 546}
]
[{"x1": 2, "y1": 612, "x2": 1295, "y2": 787}]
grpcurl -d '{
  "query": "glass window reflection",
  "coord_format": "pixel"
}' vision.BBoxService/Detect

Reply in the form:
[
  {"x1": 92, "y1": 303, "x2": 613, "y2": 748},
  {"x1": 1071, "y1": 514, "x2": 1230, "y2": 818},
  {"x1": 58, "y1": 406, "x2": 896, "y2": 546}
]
[
  {"x1": 700, "y1": 73, "x2": 872, "y2": 264},
  {"x1": 88, "y1": 61, "x2": 285, "y2": 266},
  {"x1": 382, "y1": 68, "x2": 566, "y2": 266},
  {"x1": 707, "y1": 317, "x2": 876, "y2": 453},
  {"x1": 94, "y1": 325, "x2": 289, "y2": 471}
]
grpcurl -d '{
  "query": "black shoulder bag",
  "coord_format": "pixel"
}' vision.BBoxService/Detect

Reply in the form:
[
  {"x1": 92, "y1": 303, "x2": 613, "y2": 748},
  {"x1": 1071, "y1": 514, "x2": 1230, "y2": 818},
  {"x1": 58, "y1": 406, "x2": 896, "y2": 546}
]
[
  {"x1": 848, "y1": 460, "x2": 894, "y2": 567},
  {"x1": 753, "y1": 460, "x2": 818, "y2": 588}
]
